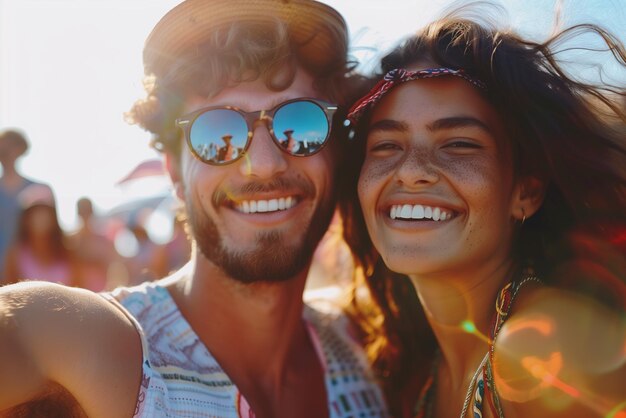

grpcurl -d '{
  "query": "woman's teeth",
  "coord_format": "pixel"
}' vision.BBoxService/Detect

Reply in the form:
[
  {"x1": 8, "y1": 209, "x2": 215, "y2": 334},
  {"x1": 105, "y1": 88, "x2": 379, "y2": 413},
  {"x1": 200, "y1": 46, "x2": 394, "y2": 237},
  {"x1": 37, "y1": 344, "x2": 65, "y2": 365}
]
[{"x1": 389, "y1": 204, "x2": 452, "y2": 221}]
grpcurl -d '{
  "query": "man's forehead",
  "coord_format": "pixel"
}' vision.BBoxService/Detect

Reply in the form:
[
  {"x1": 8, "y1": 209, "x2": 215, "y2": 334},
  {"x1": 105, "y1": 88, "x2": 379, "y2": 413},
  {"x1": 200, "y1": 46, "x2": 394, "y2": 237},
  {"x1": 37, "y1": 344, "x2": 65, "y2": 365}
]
[
  {"x1": 184, "y1": 94, "x2": 314, "y2": 113},
  {"x1": 183, "y1": 67, "x2": 327, "y2": 113}
]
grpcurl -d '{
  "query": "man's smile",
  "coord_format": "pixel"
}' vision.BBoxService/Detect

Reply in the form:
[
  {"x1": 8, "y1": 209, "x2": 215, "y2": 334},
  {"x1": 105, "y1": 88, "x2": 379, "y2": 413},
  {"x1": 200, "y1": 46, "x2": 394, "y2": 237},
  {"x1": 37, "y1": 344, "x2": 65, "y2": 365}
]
[{"x1": 234, "y1": 196, "x2": 299, "y2": 214}]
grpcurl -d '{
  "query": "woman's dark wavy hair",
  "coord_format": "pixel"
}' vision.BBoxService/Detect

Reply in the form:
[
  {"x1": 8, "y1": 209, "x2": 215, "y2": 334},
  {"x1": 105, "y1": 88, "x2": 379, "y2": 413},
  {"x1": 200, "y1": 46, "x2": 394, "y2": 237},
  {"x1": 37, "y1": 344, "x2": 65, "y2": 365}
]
[{"x1": 339, "y1": 3, "x2": 626, "y2": 413}]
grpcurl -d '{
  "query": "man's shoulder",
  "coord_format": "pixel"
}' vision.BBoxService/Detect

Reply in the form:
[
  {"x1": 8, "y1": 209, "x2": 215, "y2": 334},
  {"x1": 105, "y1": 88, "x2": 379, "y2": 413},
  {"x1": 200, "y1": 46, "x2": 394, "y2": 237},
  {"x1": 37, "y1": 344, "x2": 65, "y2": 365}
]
[
  {"x1": 106, "y1": 276, "x2": 176, "y2": 313},
  {"x1": 3, "y1": 281, "x2": 118, "y2": 322},
  {"x1": 0, "y1": 281, "x2": 142, "y2": 417},
  {"x1": 1, "y1": 281, "x2": 139, "y2": 353},
  {"x1": 104, "y1": 276, "x2": 186, "y2": 344}
]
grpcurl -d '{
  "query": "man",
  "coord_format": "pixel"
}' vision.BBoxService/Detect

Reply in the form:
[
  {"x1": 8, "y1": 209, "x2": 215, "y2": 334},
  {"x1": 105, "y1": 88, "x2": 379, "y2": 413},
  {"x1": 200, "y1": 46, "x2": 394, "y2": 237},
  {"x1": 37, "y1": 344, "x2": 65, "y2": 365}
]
[
  {"x1": 67, "y1": 197, "x2": 123, "y2": 291},
  {"x1": 0, "y1": 129, "x2": 47, "y2": 280},
  {"x1": 0, "y1": 1, "x2": 386, "y2": 417},
  {"x1": 216, "y1": 134, "x2": 236, "y2": 162},
  {"x1": 281, "y1": 129, "x2": 300, "y2": 153}
]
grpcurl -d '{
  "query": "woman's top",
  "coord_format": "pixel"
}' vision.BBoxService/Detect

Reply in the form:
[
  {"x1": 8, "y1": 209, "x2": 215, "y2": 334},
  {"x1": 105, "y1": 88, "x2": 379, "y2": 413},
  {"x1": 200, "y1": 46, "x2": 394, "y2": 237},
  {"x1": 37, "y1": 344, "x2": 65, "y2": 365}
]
[
  {"x1": 414, "y1": 276, "x2": 541, "y2": 418},
  {"x1": 16, "y1": 246, "x2": 72, "y2": 285}
]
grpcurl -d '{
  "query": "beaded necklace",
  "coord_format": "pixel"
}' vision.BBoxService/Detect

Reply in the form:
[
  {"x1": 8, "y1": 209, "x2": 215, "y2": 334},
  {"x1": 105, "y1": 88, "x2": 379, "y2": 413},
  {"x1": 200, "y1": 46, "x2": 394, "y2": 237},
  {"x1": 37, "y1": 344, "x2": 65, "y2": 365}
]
[{"x1": 413, "y1": 273, "x2": 542, "y2": 418}]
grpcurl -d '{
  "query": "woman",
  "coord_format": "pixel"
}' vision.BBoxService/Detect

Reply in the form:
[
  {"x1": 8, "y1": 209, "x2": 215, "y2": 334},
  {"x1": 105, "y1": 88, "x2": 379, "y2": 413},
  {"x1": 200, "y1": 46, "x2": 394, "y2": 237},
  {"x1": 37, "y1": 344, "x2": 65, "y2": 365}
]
[
  {"x1": 341, "y1": 7, "x2": 626, "y2": 418},
  {"x1": 4, "y1": 184, "x2": 78, "y2": 286}
]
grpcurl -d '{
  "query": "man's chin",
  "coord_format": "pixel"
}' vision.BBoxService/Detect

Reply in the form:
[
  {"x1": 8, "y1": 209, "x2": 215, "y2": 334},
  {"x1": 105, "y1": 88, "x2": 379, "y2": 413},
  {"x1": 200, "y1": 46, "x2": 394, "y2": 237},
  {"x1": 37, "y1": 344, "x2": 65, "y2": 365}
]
[
  {"x1": 188, "y1": 191, "x2": 336, "y2": 285},
  {"x1": 209, "y1": 241, "x2": 312, "y2": 284}
]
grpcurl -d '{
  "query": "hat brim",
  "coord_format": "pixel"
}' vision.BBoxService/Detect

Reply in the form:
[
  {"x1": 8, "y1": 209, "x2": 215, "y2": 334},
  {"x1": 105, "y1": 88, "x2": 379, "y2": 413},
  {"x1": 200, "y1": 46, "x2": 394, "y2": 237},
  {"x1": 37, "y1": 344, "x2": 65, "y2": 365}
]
[{"x1": 143, "y1": 0, "x2": 347, "y2": 77}]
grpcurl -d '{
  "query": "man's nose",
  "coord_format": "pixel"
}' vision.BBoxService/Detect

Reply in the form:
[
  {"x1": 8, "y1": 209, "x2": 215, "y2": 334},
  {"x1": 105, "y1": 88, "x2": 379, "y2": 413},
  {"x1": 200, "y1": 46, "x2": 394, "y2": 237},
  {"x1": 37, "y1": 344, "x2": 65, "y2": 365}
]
[{"x1": 238, "y1": 123, "x2": 288, "y2": 179}]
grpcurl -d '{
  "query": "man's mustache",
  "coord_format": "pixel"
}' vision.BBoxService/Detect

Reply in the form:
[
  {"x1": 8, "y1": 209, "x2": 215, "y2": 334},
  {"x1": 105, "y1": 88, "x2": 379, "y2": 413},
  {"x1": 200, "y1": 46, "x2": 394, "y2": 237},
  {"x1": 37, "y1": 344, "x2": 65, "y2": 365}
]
[{"x1": 213, "y1": 176, "x2": 316, "y2": 206}]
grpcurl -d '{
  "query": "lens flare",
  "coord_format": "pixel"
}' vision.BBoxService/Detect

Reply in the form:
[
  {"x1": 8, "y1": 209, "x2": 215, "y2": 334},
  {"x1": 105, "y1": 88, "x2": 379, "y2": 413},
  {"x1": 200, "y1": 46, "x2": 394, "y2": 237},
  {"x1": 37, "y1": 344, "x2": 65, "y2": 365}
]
[
  {"x1": 492, "y1": 297, "x2": 625, "y2": 416},
  {"x1": 606, "y1": 400, "x2": 626, "y2": 418},
  {"x1": 460, "y1": 319, "x2": 491, "y2": 345},
  {"x1": 461, "y1": 319, "x2": 476, "y2": 334},
  {"x1": 243, "y1": 153, "x2": 252, "y2": 176}
]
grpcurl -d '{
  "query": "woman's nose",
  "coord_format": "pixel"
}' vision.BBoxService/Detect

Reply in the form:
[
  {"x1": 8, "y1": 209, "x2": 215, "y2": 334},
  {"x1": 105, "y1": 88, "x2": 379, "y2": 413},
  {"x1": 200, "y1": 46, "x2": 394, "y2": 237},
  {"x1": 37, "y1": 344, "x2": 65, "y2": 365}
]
[{"x1": 394, "y1": 146, "x2": 440, "y2": 187}]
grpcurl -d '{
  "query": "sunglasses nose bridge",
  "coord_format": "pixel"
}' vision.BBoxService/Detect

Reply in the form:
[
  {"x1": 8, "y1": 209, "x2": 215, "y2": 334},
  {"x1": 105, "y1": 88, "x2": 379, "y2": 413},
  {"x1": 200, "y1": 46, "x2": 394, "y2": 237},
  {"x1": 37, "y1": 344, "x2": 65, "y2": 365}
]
[
  {"x1": 240, "y1": 121, "x2": 289, "y2": 179},
  {"x1": 250, "y1": 111, "x2": 275, "y2": 138}
]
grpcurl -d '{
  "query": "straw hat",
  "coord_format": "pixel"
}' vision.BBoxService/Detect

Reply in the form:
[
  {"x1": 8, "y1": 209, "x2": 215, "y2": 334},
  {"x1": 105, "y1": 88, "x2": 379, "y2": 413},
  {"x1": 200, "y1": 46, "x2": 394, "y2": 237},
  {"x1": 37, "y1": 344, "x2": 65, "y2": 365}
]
[{"x1": 143, "y1": 0, "x2": 348, "y2": 77}]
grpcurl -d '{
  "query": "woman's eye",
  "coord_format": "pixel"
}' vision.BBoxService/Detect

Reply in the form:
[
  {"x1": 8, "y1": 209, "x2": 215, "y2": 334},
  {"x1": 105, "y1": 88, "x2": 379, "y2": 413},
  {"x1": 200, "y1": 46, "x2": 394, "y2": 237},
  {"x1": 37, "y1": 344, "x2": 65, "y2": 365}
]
[
  {"x1": 369, "y1": 142, "x2": 401, "y2": 152},
  {"x1": 444, "y1": 140, "x2": 483, "y2": 150}
]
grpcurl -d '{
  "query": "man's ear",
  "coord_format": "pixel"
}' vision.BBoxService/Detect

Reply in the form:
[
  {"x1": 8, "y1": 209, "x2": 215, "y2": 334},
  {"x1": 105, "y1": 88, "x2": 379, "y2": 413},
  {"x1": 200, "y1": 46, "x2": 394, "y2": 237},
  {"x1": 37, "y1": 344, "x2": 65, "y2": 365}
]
[
  {"x1": 164, "y1": 152, "x2": 184, "y2": 201},
  {"x1": 512, "y1": 176, "x2": 546, "y2": 222}
]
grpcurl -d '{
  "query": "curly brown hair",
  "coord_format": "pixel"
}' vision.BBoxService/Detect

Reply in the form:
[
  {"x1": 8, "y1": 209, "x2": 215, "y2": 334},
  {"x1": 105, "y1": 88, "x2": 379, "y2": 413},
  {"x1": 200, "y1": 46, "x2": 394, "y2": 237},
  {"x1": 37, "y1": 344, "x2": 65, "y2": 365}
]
[{"x1": 126, "y1": 19, "x2": 362, "y2": 154}]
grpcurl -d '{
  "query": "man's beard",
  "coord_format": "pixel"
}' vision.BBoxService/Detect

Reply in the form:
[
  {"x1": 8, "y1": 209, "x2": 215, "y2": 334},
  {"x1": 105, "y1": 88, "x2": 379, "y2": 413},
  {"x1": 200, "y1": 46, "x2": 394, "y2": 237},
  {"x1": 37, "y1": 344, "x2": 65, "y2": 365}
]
[{"x1": 185, "y1": 183, "x2": 335, "y2": 284}]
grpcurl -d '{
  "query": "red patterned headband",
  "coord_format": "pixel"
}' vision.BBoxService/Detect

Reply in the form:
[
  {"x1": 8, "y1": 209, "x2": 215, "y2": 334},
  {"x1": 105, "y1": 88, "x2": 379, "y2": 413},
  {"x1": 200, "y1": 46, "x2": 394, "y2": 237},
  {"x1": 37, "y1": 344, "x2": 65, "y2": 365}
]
[{"x1": 347, "y1": 67, "x2": 487, "y2": 123}]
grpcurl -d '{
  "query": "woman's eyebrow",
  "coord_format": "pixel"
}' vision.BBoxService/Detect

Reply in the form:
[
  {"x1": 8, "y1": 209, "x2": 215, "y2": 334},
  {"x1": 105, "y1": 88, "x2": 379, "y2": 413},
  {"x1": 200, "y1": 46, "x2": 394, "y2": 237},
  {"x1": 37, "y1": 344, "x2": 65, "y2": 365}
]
[
  {"x1": 427, "y1": 116, "x2": 493, "y2": 134},
  {"x1": 368, "y1": 119, "x2": 409, "y2": 134}
]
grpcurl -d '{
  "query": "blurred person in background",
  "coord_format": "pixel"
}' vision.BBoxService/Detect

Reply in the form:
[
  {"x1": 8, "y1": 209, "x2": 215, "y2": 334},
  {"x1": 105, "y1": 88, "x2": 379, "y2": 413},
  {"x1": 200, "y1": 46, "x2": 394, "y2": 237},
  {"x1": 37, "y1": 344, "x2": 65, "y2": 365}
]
[
  {"x1": 0, "y1": 129, "x2": 47, "y2": 282},
  {"x1": 68, "y1": 197, "x2": 124, "y2": 291},
  {"x1": 123, "y1": 217, "x2": 167, "y2": 285},
  {"x1": 3, "y1": 183, "x2": 78, "y2": 286},
  {"x1": 162, "y1": 215, "x2": 191, "y2": 274}
]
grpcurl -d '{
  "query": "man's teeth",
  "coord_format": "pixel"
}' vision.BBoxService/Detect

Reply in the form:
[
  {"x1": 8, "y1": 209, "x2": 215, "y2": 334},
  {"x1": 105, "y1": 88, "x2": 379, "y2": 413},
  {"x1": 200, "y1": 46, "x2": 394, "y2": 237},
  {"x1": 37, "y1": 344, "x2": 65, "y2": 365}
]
[
  {"x1": 389, "y1": 204, "x2": 452, "y2": 221},
  {"x1": 237, "y1": 197, "x2": 296, "y2": 214}
]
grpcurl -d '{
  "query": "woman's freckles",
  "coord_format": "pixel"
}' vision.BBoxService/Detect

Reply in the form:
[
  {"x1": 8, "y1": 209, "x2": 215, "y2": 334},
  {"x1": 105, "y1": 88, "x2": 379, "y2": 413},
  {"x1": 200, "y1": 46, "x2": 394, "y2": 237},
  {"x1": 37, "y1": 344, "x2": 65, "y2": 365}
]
[{"x1": 362, "y1": 157, "x2": 402, "y2": 181}]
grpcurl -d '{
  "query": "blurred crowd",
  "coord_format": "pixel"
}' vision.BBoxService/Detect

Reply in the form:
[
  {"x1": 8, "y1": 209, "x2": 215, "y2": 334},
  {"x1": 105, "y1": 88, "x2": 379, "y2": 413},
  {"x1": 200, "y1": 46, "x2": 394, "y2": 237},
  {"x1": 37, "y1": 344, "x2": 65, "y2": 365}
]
[{"x1": 0, "y1": 128, "x2": 192, "y2": 290}]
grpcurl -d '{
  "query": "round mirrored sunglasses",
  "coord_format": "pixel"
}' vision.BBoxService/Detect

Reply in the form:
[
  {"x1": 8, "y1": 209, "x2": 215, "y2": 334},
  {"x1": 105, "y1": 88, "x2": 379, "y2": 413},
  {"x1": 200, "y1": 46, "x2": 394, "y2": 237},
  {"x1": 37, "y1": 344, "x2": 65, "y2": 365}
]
[{"x1": 176, "y1": 98, "x2": 338, "y2": 165}]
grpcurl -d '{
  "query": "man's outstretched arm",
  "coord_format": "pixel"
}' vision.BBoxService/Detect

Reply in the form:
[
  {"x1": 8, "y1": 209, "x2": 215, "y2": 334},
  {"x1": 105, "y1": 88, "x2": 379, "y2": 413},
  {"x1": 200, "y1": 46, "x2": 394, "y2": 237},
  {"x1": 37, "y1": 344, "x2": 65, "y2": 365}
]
[{"x1": 0, "y1": 282, "x2": 142, "y2": 418}]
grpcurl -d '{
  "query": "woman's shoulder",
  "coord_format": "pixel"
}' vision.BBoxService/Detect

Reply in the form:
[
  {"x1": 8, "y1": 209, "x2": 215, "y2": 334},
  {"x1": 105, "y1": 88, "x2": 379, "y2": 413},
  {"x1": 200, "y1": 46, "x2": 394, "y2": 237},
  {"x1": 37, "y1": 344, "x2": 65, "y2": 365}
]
[{"x1": 493, "y1": 286, "x2": 625, "y2": 417}]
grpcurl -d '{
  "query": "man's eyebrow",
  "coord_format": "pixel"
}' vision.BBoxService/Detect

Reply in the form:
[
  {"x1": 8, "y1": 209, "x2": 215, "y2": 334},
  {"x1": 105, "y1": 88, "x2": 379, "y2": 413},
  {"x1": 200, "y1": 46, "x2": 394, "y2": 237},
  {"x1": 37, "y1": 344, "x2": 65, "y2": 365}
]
[
  {"x1": 427, "y1": 116, "x2": 492, "y2": 134},
  {"x1": 368, "y1": 119, "x2": 409, "y2": 134}
]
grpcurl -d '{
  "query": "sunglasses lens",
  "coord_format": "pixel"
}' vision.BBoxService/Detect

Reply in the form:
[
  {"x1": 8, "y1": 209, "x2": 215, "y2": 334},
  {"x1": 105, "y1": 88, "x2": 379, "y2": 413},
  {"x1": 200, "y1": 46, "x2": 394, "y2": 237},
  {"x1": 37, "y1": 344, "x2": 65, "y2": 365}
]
[
  {"x1": 273, "y1": 101, "x2": 330, "y2": 156},
  {"x1": 189, "y1": 109, "x2": 248, "y2": 164}
]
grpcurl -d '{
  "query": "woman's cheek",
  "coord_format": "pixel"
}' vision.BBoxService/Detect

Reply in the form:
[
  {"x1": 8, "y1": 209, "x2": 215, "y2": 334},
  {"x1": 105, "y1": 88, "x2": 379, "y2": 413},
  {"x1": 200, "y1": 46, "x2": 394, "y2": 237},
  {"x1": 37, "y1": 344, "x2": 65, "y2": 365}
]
[{"x1": 360, "y1": 155, "x2": 401, "y2": 186}]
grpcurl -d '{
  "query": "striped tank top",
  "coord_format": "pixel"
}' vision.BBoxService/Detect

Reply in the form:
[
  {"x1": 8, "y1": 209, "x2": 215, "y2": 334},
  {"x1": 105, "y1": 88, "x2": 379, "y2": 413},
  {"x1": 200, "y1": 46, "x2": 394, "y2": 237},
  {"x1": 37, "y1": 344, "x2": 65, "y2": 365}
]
[{"x1": 103, "y1": 279, "x2": 388, "y2": 418}]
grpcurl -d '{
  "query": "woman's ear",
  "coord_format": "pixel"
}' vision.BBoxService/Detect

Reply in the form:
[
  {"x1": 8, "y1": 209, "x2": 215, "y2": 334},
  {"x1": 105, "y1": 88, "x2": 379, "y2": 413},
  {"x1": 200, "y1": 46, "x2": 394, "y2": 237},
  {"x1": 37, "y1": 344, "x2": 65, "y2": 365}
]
[
  {"x1": 512, "y1": 176, "x2": 546, "y2": 222},
  {"x1": 164, "y1": 152, "x2": 184, "y2": 201}
]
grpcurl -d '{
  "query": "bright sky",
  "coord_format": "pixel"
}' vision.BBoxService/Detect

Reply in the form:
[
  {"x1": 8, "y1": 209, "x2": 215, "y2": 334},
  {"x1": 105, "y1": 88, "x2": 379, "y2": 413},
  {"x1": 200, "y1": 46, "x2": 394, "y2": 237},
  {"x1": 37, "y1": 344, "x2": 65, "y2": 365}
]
[{"x1": 1, "y1": 0, "x2": 624, "y2": 230}]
